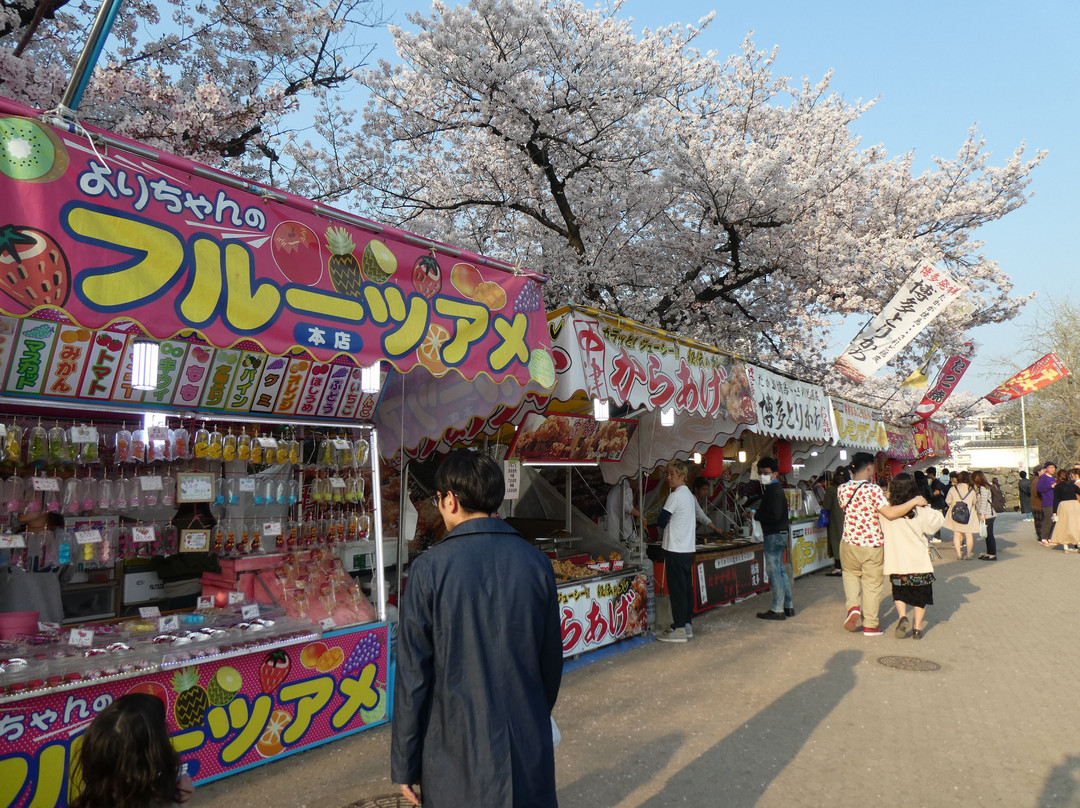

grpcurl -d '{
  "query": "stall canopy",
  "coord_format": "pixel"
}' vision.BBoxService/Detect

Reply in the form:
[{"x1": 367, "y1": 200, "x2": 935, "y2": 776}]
[
  {"x1": 546, "y1": 306, "x2": 759, "y2": 480},
  {"x1": 0, "y1": 97, "x2": 552, "y2": 445}
]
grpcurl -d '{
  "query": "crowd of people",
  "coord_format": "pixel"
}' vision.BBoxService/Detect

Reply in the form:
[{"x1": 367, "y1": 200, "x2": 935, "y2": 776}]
[{"x1": 1028, "y1": 461, "x2": 1080, "y2": 551}]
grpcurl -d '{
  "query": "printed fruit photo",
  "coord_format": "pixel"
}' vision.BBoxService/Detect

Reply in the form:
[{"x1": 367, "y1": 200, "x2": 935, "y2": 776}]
[
  {"x1": 0, "y1": 117, "x2": 69, "y2": 183},
  {"x1": 315, "y1": 645, "x2": 345, "y2": 672},
  {"x1": 411, "y1": 255, "x2": 443, "y2": 299},
  {"x1": 473, "y1": 280, "x2": 506, "y2": 310},
  {"x1": 0, "y1": 224, "x2": 70, "y2": 311},
  {"x1": 258, "y1": 649, "x2": 291, "y2": 693},
  {"x1": 271, "y1": 221, "x2": 323, "y2": 285},
  {"x1": 300, "y1": 641, "x2": 328, "y2": 668}
]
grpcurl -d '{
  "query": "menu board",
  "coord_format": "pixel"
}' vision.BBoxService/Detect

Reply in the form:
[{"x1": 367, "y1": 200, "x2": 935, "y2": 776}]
[{"x1": 508, "y1": 412, "x2": 637, "y2": 463}]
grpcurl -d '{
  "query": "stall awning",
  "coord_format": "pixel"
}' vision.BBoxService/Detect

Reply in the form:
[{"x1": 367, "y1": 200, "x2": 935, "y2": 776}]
[
  {"x1": 0, "y1": 98, "x2": 553, "y2": 437},
  {"x1": 744, "y1": 365, "x2": 832, "y2": 443},
  {"x1": 828, "y1": 397, "x2": 889, "y2": 452}
]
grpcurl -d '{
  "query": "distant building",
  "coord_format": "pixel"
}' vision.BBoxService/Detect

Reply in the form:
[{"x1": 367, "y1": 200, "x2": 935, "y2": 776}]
[{"x1": 948, "y1": 413, "x2": 1038, "y2": 471}]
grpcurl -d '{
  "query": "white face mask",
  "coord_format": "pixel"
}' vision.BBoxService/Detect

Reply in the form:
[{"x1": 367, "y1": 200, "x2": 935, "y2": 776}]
[{"x1": 759, "y1": 474, "x2": 773, "y2": 486}]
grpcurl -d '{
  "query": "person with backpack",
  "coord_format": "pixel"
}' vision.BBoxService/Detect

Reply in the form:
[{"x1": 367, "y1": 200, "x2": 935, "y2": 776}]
[{"x1": 945, "y1": 471, "x2": 980, "y2": 560}]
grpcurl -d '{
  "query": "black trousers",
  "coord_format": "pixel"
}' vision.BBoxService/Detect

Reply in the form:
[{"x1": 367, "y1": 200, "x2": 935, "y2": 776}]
[
  {"x1": 665, "y1": 550, "x2": 695, "y2": 629},
  {"x1": 985, "y1": 516, "x2": 997, "y2": 555}
]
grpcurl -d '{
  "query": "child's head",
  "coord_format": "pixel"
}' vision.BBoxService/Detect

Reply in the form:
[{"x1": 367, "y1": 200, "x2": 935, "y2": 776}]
[{"x1": 71, "y1": 693, "x2": 180, "y2": 808}]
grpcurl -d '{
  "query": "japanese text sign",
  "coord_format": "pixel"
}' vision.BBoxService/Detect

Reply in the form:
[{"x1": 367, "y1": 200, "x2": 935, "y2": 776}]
[
  {"x1": 912, "y1": 419, "x2": 950, "y2": 458},
  {"x1": 558, "y1": 572, "x2": 647, "y2": 656},
  {"x1": 829, "y1": 398, "x2": 888, "y2": 451},
  {"x1": 744, "y1": 365, "x2": 831, "y2": 441},
  {"x1": 984, "y1": 352, "x2": 1071, "y2": 405},
  {"x1": 915, "y1": 342, "x2": 975, "y2": 419}
]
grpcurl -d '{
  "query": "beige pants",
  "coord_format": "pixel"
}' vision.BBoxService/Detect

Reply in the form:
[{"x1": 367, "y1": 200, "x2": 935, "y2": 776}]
[{"x1": 840, "y1": 542, "x2": 885, "y2": 629}]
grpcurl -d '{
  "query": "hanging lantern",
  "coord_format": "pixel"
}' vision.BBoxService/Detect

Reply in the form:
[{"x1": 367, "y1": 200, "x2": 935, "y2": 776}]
[
  {"x1": 775, "y1": 440, "x2": 792, "y2": 474},
  {"x1": 703, "y1": 445, "x2": 725, "y2": 478}
]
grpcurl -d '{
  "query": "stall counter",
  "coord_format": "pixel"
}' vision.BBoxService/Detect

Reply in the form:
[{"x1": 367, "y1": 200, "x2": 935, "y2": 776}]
[
  {"x1": 652, "y1": 544, "x2": 768, "y2": 613},
  {"x1": 788, "y1": 517, "x2": 831, "y2": 578},
  {"x1": 0, "y1": 621, "x2": 390, "y2": 808}
]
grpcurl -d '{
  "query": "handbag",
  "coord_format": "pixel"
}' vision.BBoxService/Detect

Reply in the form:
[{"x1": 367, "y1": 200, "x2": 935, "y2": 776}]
[{"x1": 817, "y1": 509, "x2": 830, "y2": 528}]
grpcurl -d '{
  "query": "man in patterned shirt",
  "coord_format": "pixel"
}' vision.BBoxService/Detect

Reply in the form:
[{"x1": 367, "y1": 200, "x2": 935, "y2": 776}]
[{"x1": 838, "y1": 452, "x2": 927, "y2": 636}]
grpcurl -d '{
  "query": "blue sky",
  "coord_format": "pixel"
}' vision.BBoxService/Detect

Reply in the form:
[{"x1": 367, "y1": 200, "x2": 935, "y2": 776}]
[{"x1": 370, "y1": 0, "x2": 1078, "y2": 396}]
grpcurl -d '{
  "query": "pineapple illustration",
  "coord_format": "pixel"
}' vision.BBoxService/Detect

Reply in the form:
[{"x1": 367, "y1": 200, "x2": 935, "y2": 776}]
[
  {"x1": 171, "y1": 667, "x2": 210, "y2": 729},
  {"x1": 325, "y1": 226, "x2": 362, "y2": 296}
]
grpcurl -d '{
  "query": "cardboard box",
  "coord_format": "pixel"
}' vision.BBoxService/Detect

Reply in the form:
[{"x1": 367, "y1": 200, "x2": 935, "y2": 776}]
[{"x1": 123, "y1": 569, "x2": 166, "y2": 604}]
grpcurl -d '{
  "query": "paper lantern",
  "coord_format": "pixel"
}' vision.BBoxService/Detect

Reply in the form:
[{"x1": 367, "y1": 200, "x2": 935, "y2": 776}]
[
  {"x1": 703, "y1": 445, "x2": 725, "y2": 478},
  {"x1": 775, "y1": 440, "x2": 792, "y2": 474}
]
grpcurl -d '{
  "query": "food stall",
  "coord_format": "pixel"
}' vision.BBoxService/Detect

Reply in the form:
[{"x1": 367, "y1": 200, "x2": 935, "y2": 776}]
[{"x1": 0, "y1": 96, "x2": 552, "y2": 806}]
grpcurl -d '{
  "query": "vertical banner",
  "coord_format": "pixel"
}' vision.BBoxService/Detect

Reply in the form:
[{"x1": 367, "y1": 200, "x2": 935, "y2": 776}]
[
  {"x1": 914, "y1": 342, "x2": 975, "y2": 419},
  {"x1": 836, "y1": 261, "x2": 964, "y2": 383},
  {"x1": 984, "y1": 352, "x2": 1072, "y2": 405}
]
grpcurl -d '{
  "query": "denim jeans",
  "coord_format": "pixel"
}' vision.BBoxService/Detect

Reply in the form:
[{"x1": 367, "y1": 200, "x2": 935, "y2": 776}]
[{"x1": 763, "y1": 532, "x2": 792, "y2": 612}]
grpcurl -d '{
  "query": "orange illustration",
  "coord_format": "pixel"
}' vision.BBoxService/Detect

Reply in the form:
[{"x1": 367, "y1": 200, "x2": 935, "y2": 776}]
[
  {"x1": 256, "y1": 708, "x2": 292, "y2": 757},
  {"x1": 417, "y1": 324, "x2": 450, "y2": 377},
  {"x1": 300, "y1": 641, "x2": 328, "y2": 669}
]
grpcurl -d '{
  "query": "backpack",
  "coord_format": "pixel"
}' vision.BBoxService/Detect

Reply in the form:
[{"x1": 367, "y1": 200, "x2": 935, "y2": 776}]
[
  {"x1": 990, "y1": 485, "x2": 1006, "y2": 514},
  {"x1": 950, "y1": 491, "x2": 971, "y2": 524}
]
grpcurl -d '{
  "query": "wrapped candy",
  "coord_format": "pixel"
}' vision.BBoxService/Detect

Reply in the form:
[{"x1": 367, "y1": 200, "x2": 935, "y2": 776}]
[
  {"x1": 27, "y1": 423, "x2": 47, "y2": 466},
  {"x1": 4, "y1": 422, "x2": 23, "y2": 465},
  {"x1": 47, "y1": 425, "x2": 70, "y2": 466},
  {"x1": 114, "y1": 425, "x2": 132, "y2": 464}
]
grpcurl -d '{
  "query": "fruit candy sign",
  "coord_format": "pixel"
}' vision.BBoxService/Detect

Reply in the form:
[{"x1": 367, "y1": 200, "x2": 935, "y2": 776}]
[
  {"x1": 0, "y1": 99, "x2": 551, "y2": 388},
  {"x1": 0, "y1": 625, "x2": 389, "y2": 808}
]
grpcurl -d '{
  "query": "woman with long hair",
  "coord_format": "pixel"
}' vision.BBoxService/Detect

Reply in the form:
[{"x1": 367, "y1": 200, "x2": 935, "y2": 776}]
[
  {"x1": 70, "y1": 693, "x2": 193, "y2": 808},
  {"x1": 971, "y1": 470, "x2": 996, "y2": 560},
  {"x1": 945, "y1": 470, "x2": 979, "y2": 560},
  {"x1": 882, "y1": 473, "x2": 943, "y2": 639},
  {"x1": 1051, "y1": 467, "x2": 1080, "y2": 553},
  {"x1": 821, "y1": 465, "x2": 851, "y2": 576}
]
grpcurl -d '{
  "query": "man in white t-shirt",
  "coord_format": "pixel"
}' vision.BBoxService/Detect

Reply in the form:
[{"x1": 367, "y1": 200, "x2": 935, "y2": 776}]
[
  {"x1": 838, "y1": 452, "x2": 925, "y2": 636},
  {"x1": 656, "y1": 460, "x2": 697, "y2": 642}
]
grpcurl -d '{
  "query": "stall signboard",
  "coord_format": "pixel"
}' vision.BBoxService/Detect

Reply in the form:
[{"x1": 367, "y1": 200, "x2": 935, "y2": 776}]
[
  {"x1": 0, "y1": 98, "x2": 552, "y2": 397},
  {"x1": 744, "y1": 365, "x2": 832, "y2": 441},
  {"x1": 835, "y1": 261, "x2": 965, "y2": 383},
  {"x1": 548, "y1": 307, "x2": 756, "y2": 423},
  {"x1": 508, "y1": 412, "x2": 637, "y2": 463},
  {"x1": 0, "y1": 625, "x2": 389, "y2": 808},
  {"x1": 692, "y1": 549, "x2": 767, "y2": 612},
  {"x1": 829, "y1": 398, "x2": 888, "y2": 452},
  {"x1": 558, "y1": 572, "x2": 648, "y2": 657},
  {"x1": 789, "y1": 522, "x2": 830, "y2": 577},
  {"x1": 884, "y1": 425, "x2": 919, "y2": 461},
  {"x1": 912, "y1": 419, "x2": 950, "y2": 459}
]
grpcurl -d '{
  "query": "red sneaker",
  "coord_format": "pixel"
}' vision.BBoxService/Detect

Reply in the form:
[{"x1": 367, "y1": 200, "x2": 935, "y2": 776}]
[{"x1": 844, "y1": 606, "x2": 862, "y2": 632}]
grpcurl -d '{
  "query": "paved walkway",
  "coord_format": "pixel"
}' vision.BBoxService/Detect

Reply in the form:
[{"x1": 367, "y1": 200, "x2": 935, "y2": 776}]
[{"x1": 197, "y1": 514, "x2": 1078, "y2": 808}]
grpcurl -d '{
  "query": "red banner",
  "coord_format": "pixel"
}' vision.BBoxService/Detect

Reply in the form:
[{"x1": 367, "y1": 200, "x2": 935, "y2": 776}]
[
  {"x1": 914, "y1": 342, "x2": 974, "y2": 419},
  {"x1": 912, "y1": 419, "x2": 950, "y2": 458},
  {"x1": 984, "y1": 352, "x2": 1071, "y2": 405}
]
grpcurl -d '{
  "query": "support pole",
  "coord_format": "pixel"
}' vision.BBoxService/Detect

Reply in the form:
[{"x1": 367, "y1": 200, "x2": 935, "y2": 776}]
[
  {"x1": 59, "y1": 0, "x2": 125, "y2": 114},
  {"x1": 1021, "y1": 395, "x2": 1030, "y2": 474}
]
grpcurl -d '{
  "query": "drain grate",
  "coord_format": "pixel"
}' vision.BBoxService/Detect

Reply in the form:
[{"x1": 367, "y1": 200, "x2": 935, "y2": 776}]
[
  {"x1": 878, "y1": 655, "x2": 941, "y2": 672},
  {"x1": 345, "y1": 796, "x2": 415, "y2": 808}
]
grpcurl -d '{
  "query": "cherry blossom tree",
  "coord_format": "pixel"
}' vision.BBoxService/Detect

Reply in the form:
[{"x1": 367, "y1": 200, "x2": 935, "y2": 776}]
[
  {"x1": 0, "y1": 0, "x2": 386, "y2": 181},
  {"x1": 342, "y1": 0, "x2": 1042, "y2": 389}
]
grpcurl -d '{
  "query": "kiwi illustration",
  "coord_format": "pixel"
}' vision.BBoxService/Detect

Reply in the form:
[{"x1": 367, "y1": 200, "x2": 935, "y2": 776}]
[{"x1": 0, "y1": 117, "x2": 69, "y2": 184}]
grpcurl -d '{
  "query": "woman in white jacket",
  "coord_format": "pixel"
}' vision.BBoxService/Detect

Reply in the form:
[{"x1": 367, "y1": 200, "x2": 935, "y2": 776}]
[{"x1": 882, "y1": 473, "x2": 944, "y2": 639}]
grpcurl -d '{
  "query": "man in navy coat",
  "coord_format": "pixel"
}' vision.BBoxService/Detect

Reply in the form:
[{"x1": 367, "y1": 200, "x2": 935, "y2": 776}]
[{"x1": 392, "y1": 449, "x2": 563, "y2": 807}]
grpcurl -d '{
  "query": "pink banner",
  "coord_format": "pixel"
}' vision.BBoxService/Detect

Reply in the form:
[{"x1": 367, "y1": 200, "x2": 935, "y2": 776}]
[
  {"x1": 914, "y1": 342, "x2": 974, "y2": 419},
  {"x1": 0, "y1": 97, "x2": 550, "y2": 389},
  {"x1": 0, "y1": 625, "x2": 388, "y2": 807}
]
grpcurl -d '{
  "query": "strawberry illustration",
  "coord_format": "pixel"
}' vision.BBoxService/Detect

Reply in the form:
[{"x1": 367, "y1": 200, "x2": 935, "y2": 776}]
[
  {"x1": 258, "y1": 649, "x2": 291, "y2": 693},
  {"x1": 0, "y1": 224, "x2": 69, "y2": 311}
]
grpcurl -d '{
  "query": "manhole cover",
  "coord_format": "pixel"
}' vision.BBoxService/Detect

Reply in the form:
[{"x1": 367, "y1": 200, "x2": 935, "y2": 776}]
[
  {"x1": 346, "y1": 796, "x2": 415, "y2": 808},
  {"x1": 877, "y1": 655, "x2": 941, "y2": 672}
]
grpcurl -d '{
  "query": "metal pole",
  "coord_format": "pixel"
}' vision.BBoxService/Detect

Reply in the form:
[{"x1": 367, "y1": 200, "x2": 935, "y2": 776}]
[
  {"x1": 1021, "y1": 395, "x2": 1030, "y2": 473},
  {"x1": 59, "y1": 0, "x2": 126, "y2": 113}
]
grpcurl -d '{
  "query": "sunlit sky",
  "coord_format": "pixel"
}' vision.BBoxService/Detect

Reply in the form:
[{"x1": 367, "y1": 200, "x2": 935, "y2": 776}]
[{"x1": 369, "y1": 0, "x2": 1078, "y2": 396}]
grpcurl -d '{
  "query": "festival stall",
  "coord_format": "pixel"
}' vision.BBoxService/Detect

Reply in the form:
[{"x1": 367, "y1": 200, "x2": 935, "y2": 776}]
[{"x1": 0, "y1": 96, "x2": 552, "y2": 806}]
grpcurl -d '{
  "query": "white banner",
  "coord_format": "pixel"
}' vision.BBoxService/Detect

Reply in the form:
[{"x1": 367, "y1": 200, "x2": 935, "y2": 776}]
[
  {"x1": 557, "y1": 572, "x2": 648, "y2": 657},
  {"x1": 744, "y1": 365, "x2": 832, "y2": 442},
  {"x1": 836, "y1": 261, "x2": 964, "y2": 383}
]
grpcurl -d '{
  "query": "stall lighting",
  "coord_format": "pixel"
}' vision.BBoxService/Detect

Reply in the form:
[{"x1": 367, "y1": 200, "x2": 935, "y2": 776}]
[
  {"x1": 810, "y1": 451, "x2": 819, "y2": 457},
  {"x1": 839, "y1": 449, "x2": 849, "y2": 461},
  {"x1": 143, "y1": 412, "x2": 166, "y2": 432},
  {"x1": 660, "y1": 407, "x2": 675, "y2": 427},
  {"x1": 692, "y1": 452, "x2": 702, "y2": 464},
  {"x1": 360, "y1": 362, "x2": 381, "y2": 394},
  {"x1": 131, "y1": 337, "x2": 160, "y2": 391},
  {"x1": 737, "y1": 450, "x2": 747, "y2": 463},
  {"x1": 592, "y1": 398, "x2": 610, "y2": 422}
]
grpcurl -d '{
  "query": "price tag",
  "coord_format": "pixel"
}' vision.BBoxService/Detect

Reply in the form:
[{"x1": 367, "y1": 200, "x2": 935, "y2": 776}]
[
  {"x1": 181, "y1": 530, "x2": 209, "y2": 551},
  {"x1": 68, "y1": 628, "x2": 94, "y2": 648},
  {"x1": 148, "y1": 425, "x2": 169, "y2": 441},
  {"x1": 263, "y1": 520, "x2": 282, "y2": 537},
  {"x1": 319, "y1": 617, "x2": 335, "y2": 631},
  {"x1": 133, "y1": 525, "x2": 156, "y2": 543},
  {"x1": 140, "y1": 476, "x2": 163, "y2": 491},
  {"x1": 0, "y1": 534, "x2": 26, "y2": 549},
  {"x1": 257, "y1": 437, "x2": 278, "y2": 449},
  {"x1": 239, "y1": 477, "x2": 256, "y2": 492},
  {"x1": 241, "y1": 603, "x2": 260, "y2": 620},
  {"x1": 38, "y1": 621, "x2": 60, "y2": 633},
  {"x1": 197, "y1": 595, "x2": 214, "y2": 609},
  {"x1": 158, "y1": 615, "x2": 180, "y2": 632},
  {"x1": 329, "y1": 477, "x2": 346, "y2": 489},
  {"x1": 139, "y1": 606, "x2": 161, "y2": 619},
  {"x1": 31, "y1": 477, "x2": 60, "y2": 492},
  {"x1": 332, "y1": 439, "x2": 351, "y2": 450},
  {"x1": 227, "y1": 591, "x2": 245, "y2": 605},
  {"x1": 75, "y1": 529, "x2": 102, "y2": 545},
  {"x1": 70, "y1": 425, "x2": 99, "y2": 444}
]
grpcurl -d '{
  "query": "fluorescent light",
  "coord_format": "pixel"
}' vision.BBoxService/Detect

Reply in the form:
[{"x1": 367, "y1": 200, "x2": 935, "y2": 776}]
[
  {"x1": 131, "y1": 337, "x2": 159, "y2": 390},
  {"x1": 737, "y1": 450, "x2": 747, "y2": 463},
  {"x1": 521, "y1": 461, "x2": 600, "y2": 467},
  {"x1": 592, "y1": 398, "x2": 609, "y2": 422},
  {"x1": 660, "y1": 407, "x2": 675, "y2": 427},
  {"x1": 692, "y1": 452, "x2": 702, "y2": 464},
  {"x1": 839, "y1": 449, "x2": 849, "y2": 461},
  {"x1": 361, "y1": 361, "x2": 381, "y2": 394},
  {"x1": 810, "y1": 451, "x2": 819, "y2": 457},
  {"x1": 143, "y1": 412, "x2": 166, "y2": 432}
]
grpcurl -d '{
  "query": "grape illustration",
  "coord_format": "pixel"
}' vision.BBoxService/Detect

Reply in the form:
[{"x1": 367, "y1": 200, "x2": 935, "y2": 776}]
[
  {"x1": 513, "y1": 283, "x2": 542, "y2": 314},
  {"x1": 344, "y1": 633, "x2": 381, "y2": 672}
]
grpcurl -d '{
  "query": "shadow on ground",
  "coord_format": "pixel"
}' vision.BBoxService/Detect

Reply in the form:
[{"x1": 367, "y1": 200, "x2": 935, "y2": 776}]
[
  {"x1": 557, "y1": 732, "x2": 684, "y2": 807},
  {"x1": 1039, "y1": 755, "x2": 1080, "y2": 808},
  {"x1": 637, "y1": 649, "x2": 862, "y2": 808}
]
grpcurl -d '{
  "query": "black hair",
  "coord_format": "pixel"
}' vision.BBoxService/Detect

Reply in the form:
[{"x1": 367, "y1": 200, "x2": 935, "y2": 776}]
[
  {"x1": 434, "y1": 449, "x2": 504, "y2": 514},
  {"x1": 850, "y1": 451, "x2": 875, "y2": 473},
  {"x1": 831, "y1": 466, "x2": 851, "y2": 486},
  {"x1": 926, "y1": 466, "x2": 937, "y2": 476},
  {"x1": 1019, "y1": 471, "x2": 1028, "y2": 478},
  {"x1": 888, "y1": 473, "x2": 920, "y2": 518},
  {"x1": 691, "y1": 477, "x2": 709, "y2": 492},
  {"x1": 757, "y1": 457, "x2": 779, "y2": 473}
]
